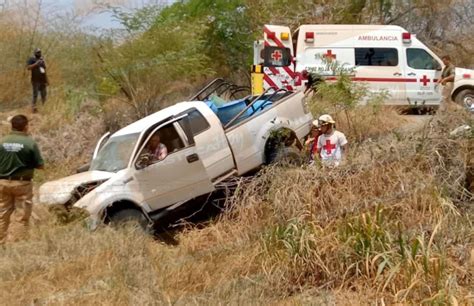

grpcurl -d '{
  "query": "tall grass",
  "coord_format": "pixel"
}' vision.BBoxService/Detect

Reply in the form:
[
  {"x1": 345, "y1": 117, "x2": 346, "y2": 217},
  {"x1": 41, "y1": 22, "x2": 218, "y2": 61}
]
[{"x1": 0, "y1": 108, "x2": 472, "y2": 305}]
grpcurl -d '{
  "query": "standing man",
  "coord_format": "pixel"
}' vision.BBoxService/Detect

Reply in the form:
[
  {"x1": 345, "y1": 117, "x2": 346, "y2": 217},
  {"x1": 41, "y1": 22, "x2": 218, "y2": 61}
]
[
  {"x1": 317, "y1": 114, "x2": 348, "y2": 167},
  {"x1": 0, "y1": 115, "x2": 44, "y2": 245},
  {"x1": 437, "y1": 55, "x2": 456, "y2": 111},
  {"x1": 26, "y1": 48, "x2": 48, "y2": 113}
]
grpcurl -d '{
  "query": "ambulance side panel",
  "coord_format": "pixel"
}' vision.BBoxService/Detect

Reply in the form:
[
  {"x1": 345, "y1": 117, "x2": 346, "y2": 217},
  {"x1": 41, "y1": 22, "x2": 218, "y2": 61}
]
[{"x1": 294, "y1": 25, "x2": 443, "y2": 106}]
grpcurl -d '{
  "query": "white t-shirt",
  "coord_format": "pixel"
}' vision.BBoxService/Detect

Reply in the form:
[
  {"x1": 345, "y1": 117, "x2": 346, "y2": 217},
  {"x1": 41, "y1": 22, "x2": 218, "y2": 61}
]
[{"x1": 317, "y1": 130, "x2": 348, "y2": 166}]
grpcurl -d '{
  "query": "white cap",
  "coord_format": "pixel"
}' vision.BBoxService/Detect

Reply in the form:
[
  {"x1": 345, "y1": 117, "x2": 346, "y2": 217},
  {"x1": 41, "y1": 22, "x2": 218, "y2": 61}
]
[
  {"x1": 312, "y1": 119, "x2": 319, "y2": 127},
  {"x1": 318, "y1": 114, "x2": 335, "y2": 124}
]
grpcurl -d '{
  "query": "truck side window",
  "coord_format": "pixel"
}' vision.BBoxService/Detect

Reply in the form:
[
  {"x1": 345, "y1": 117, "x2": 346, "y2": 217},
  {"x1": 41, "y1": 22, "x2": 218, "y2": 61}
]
[
  {"x1": 136, "y1": 123, "x2": 185, "y2": 168},
  {"x1": 178, "y1": 109, "x2": 210, "y2": 145},
  {"x1": 355, "y1": 48, "x2": 398, "y2": 66},
  {"x1": 406, "y1": 48, "x2": 439, "y2": 70}
]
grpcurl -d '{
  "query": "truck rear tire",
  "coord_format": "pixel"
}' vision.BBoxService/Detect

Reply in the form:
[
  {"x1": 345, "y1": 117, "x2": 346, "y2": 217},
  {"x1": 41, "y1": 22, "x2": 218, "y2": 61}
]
[
  {"x1": 455, "y1": 89, "x2": 474, "y2": 110},
  {"x1": 270, "y1": 146, "x2": 304, "y2": 166},
  {"x1": 109, "y1": 208, "x2": 150, "y2": 231}
]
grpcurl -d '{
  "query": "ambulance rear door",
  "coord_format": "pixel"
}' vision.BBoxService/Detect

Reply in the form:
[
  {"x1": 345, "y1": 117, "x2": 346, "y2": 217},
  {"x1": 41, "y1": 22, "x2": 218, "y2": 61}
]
[{"x1": 262, "y1": 25, "x2": 295, "y2": 90}]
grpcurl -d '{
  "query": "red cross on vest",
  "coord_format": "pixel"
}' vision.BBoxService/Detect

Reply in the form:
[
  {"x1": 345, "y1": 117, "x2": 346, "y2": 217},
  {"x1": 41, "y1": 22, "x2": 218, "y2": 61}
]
[
  {"x1": 324, "y1": 50, "x2": 336, "y2": 60},
  {"x1": 419, "y1": 75, "x2": 430, "y2": 86},
  {"x1": 271, "y1": 50, "x2": 282, "y2": 61},
  {"x1": 323, "y1": 139, "x2": 336, "y2": 154}
]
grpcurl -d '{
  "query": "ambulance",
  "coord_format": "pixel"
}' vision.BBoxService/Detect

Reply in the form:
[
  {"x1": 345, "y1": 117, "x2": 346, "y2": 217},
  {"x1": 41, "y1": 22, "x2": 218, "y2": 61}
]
[{"x1": 253, "y1": 24, "x2": 474, "y2": 109}]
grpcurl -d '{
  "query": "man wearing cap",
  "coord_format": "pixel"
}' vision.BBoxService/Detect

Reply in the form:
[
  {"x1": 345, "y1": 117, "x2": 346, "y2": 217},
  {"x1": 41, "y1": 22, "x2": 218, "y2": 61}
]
[
  {"x1": 0, "y1": 115, "x2": 44, "y2": 245},
  {"x1": 317, "y1": 114, "x2": 348, "y2": 167},
  {"x1": 26, "y1": 48, "x2": 48, "y2": 113}
]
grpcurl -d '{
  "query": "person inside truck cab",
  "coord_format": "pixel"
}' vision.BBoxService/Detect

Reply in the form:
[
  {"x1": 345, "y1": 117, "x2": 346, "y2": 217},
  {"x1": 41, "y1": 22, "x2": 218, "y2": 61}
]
[{"x1": 144, "y1": 133, "x2": 168, "y2": 162}]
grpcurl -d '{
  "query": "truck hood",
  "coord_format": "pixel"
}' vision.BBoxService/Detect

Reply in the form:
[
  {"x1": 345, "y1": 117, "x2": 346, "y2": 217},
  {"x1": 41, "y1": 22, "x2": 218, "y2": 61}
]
[{"x1": 39, "y1": 171, "x2": 114, "y2": 205}]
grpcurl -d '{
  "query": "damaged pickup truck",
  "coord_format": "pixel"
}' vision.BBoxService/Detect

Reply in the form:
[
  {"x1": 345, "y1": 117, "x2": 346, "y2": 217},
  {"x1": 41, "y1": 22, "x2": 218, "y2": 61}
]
[{"x1": 39, "y1": 80, "x2": 313, "y2": 229}]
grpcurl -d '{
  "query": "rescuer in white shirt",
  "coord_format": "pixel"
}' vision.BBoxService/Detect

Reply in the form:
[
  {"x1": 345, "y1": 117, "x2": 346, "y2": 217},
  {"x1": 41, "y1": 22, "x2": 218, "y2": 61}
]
[{"x1": 317, "y1": 114, "x2": 348, "y2": 167}]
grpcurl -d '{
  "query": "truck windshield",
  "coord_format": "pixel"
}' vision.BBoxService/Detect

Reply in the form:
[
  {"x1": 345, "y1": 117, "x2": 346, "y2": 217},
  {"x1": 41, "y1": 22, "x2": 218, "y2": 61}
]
[{"x1": 90, "y1": 133, "x2": 140, "y2": 173}]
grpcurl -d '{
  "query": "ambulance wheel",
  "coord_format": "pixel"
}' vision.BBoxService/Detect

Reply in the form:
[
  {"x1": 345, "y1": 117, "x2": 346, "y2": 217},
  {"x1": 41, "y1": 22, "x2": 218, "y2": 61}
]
[{"x1": 455, "y1": 89, "x2": 474, "y2": 110}]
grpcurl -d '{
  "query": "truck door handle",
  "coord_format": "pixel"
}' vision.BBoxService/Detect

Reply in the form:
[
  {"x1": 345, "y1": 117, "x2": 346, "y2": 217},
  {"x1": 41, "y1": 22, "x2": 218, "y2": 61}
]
[
  {"x1": 393, "y1": 72, "x2": 402, "y2": 76},
  {"x1": 407, "y1": 72, "x2": 416, "y2": 76},
  {"x1": 186, "y1": 153, "x2": 199, "y2": 163}
]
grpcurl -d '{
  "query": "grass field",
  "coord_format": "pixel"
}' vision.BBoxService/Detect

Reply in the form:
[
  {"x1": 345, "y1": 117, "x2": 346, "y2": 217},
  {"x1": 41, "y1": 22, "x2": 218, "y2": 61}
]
[{"x1": 0, "y1": 106, "x2": 472, "y2": 305}]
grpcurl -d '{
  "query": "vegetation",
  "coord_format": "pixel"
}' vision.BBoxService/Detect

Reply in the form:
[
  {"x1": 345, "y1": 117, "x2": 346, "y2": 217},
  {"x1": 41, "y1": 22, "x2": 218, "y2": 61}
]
[
  {"x1": 0, "y1": 0, "x2": 472, "y2": 305},
  {"x1": 1, "y1": 108, "x2": 472, "y2": 305}
]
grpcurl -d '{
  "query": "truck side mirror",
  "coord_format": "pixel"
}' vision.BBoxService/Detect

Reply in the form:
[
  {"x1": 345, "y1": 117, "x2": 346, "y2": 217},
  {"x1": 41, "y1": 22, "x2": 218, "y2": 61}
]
[{"x1": 434, "y1": 61, "x2": 442, "y2": 71}]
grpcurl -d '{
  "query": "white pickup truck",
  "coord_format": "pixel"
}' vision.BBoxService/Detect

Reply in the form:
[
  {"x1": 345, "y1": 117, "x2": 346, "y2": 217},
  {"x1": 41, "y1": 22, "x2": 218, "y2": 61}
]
[{"x1": 39, "y1": 81, "x2": 313, "y2": 229}]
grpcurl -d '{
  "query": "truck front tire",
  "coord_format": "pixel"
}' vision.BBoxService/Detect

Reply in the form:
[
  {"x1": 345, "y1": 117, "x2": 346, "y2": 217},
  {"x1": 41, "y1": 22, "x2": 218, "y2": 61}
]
[
  {"x1": 455, "y1": 89, "x2": 474, "y2": 110},
  {"x1": 108, "y1": 208, "x2": 150, "y2": 231}
]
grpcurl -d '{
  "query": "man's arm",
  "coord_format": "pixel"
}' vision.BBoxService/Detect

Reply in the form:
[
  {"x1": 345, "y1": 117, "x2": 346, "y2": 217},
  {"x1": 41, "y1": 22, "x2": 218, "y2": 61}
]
[
  {"x1": 32, "y1": 143, "x2": 45, "y2": 170},
  {"x1": 341, "y1": 144, "x2": 348, "y2": 155},
  {"x1": 339, "y1": 134, "x2": 348, "y2": 157},
  {"x1": 26, "y1": 58, "x2": 42, "y2": 71},
  {"x1": 442, "y1": 75, "x2": 455, "y2": 84},
  {"x1": 438, "y1": 67, "x2": 455, "y2": 84}
]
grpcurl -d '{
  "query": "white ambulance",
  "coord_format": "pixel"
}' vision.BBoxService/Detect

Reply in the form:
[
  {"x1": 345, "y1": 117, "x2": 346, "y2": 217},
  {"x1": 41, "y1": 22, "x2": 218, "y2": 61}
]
[{"x1": 254, "y1": 24, "x2": 474, "y2": 109}]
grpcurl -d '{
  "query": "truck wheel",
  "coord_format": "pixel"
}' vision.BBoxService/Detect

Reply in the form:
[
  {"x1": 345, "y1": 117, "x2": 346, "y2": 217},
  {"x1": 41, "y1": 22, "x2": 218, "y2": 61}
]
[
  {"x1": 455, "y1": 89, "x2": 474, "y2": 110},
  {"x1": 109, "y1": 209, "x2": 150, "y2": 231},
  {"x1": 270, "y1": 146, "x2": 304, "y2": 166}
]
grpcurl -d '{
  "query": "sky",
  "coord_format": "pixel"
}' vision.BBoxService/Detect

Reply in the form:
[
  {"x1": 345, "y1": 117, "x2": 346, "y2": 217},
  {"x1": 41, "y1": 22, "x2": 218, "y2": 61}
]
[{"x1": 1, "y1": 0, "x2": 171, "y2": 29}]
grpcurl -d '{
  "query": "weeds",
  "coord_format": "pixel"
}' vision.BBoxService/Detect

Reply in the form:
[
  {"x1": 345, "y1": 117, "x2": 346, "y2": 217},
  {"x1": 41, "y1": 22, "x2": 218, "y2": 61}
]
[{"x1": 0, "y1": 105, "x2": 472, "y2": 305}]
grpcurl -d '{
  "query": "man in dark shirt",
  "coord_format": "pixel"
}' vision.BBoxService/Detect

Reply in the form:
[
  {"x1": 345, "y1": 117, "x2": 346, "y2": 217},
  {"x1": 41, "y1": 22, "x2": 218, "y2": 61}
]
[
  {"x1": 302, "y1": 70, "x2": 322, "y2": 95},
  {"x1": 26, "y1": 48, "x2": 48, "y2": 113},
  {"x1": 0, "y1": 115, "x2": 44, "y2": 245}
]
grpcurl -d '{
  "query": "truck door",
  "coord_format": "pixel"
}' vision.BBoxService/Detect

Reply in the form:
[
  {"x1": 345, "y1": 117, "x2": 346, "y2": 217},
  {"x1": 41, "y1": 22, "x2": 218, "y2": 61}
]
[
  {"x1": 130, "y1": 116, "x2": 214, "y2": 212},
  {"x1": 354, "y1": 47, "x2": 406, "y2": 104},
  {"x1": 404, "y1": 48, "x2": 443, "y2": 106}
]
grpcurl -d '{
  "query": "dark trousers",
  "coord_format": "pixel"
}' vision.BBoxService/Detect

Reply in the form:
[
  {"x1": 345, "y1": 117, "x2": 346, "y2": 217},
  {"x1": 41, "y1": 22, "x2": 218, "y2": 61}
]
[{"x1": 32, "y1": 82, "x2": 47, "y2": 107}]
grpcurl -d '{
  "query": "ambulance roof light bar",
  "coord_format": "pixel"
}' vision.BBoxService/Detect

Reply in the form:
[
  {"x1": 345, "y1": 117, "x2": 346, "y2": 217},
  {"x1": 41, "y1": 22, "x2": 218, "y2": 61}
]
[
  {"x1": 305, "y1": 32, "x2": 314, "y2": 43},
  {"x1": 402, "y1": 32, "x2": 411, "y2": 44}
]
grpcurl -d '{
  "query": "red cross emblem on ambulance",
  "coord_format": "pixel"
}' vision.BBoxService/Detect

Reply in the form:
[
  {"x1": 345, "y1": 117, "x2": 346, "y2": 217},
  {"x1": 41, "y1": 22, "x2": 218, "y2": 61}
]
[
  {"x1": 271, "y1": 50, "x2": 282, "y2": 61},
  {"x1": 419, "y1": 75, "x2": 430, "y2": 86},
  {"x1": 323, "y1": 50, "x2": 336, "y2": 60}
]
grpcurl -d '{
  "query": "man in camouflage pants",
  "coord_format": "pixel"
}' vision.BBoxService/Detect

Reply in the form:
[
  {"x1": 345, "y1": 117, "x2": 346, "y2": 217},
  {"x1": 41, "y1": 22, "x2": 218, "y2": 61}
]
[{"x1": 0, "y1": 115, "x2": 44, "y2": 245}]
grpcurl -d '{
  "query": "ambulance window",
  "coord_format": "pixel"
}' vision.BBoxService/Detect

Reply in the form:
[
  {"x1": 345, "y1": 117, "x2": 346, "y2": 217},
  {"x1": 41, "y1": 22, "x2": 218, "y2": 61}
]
[
  {"x1": 406, "y1": 48, "x2": 439, "y2": 70},
  {"x1": 355, "y1": 48, "x2": 398, "y2": 66},
  {"x1": 264, "y1": 46, "x2": 292, "y2": 67}
]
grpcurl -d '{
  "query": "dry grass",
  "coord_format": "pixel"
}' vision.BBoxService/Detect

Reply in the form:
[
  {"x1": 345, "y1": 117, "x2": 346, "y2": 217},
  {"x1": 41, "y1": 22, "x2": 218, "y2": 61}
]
[{"x1": 0, "y1": 107, "x2": 472, "y2": 305}]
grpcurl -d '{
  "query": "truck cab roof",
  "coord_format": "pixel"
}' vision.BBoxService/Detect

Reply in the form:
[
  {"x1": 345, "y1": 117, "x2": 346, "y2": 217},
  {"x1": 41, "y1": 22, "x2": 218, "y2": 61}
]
[{"x1": 113, "y1": 101, "x2": 205, "y2": 137}]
